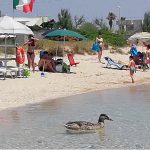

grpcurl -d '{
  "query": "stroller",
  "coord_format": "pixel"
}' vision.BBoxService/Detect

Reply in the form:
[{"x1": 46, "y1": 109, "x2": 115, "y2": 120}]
[
  {"x1": 133, "y1": 52, "x2": 149, "y2": 71},
  {"x1": 104, "y1": 56, "x2": 125, "y2": 70}
]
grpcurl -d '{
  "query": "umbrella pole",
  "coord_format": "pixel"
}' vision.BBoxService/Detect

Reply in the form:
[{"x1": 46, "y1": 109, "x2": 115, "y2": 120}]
[
  {"x1": 4, "y1": 34, "x2": 6, "y2": 59},
  {"x1": 56, "y1": 42, "x2": 58, "y2": 60},
  {"x1": 63, "y1": 36, "x2": 65, "y2": 57},
  {"x1": 4, "y1": 34, "x2": 7, "y2": 68}
]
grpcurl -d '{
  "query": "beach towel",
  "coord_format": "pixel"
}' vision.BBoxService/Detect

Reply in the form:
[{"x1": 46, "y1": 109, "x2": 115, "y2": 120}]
[{"x1": 130, "y1": 47, "x2": 138, "y2": 56}]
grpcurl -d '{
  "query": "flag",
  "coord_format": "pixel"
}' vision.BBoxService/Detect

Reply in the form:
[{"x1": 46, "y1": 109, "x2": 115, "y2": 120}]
[{"x1": 13, "y1": 0, "x2": 35, "y2": 13}]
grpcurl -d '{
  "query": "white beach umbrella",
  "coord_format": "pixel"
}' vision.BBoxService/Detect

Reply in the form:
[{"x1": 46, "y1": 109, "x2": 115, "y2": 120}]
[
  {"x1": 128, "y1": 32, "x2": 150, "y2": 43},
  {"x1": 0, "y1": 16, "x2": 33, "y2": 59},
  {"x1": 0, "y1": 16, "x2": 33, "y2": 35}
]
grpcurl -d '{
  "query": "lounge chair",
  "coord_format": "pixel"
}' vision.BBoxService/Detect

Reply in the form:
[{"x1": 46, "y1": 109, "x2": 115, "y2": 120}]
[
  {"x1": 104, "y1": 56, "x2": 124, "y2": 70},
  {"x1": 67, "y1": 53, "x2": 80, "y2": 66}
]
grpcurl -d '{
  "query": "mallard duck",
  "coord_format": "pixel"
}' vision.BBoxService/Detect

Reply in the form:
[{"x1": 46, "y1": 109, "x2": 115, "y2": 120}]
[{"x1": 64, "y1": 114, "x2": 113, "y2": 130}]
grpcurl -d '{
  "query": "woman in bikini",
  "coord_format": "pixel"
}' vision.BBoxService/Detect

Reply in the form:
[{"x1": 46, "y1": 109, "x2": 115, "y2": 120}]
[
  {"x1": 96, "y1": 34, "x2": 103, "y2": 63},
  {"x1": 23, "y1": 34, "x2": 39, "y2": 72}
]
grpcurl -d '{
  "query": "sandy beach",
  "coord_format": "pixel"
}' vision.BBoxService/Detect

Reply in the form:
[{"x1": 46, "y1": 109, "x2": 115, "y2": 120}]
[{"x1": 0, "y1": 46, "x2": 150, "y2": 110}]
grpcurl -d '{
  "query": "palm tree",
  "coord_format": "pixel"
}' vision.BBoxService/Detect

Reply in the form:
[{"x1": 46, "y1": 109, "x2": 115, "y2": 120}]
[
  {"x1": 57, "y1": 9, "x2": 73, "y2": 30},
  {"x1": 120, "y1": 17, "x2": 126, "y2": 31},
  {"x1": 107, "y1": 12, "x2": 116, "y2": 30}
]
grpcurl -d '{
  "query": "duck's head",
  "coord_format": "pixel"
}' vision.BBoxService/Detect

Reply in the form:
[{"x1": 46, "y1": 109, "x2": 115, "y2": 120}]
[{"x1": 98, "y1": 114, "x2": 113, "y2": 123}]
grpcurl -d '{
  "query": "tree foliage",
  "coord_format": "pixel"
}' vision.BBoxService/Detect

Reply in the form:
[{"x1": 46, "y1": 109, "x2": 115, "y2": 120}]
[
  {"x1": 74, "y1": 15, "x2": 85, "y2": 29},
  {"x1": 28, "y1": 25, "x2": 42, "y2": 31},
  {"x1": 93, "y1": 18, "x2": 107, "y2": 29},
  {"x1": 107, "y1": 12, "x2": 116, "y2": 30},
  {"x1": 40, "y1": 19, "x2": 55, "y2": 29},
  {"x1": 143, "y1": 12, "x2": 150, "y2": 32},
  {"x1": 57, "y1": 9, "x2": 73, "y2": 29},
  {"x1": 78, "y1": 22, "x2": 98, "y2": 39}
]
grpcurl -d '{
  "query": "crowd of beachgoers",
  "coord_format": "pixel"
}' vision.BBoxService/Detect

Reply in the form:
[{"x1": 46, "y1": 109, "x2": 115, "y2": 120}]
[{"x1": 1, "y1": 38, "x2": 150, "y2": 110}]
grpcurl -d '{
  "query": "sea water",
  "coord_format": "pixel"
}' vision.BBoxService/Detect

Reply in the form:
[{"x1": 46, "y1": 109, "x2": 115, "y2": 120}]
[{"x1": 0, "y1": 84, "x2": 150, "y2": 148}]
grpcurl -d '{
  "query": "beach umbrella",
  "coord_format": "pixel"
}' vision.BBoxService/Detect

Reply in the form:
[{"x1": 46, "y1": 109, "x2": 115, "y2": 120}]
[
  {"x1": 128, "y1": 32, "x2": 150, "y2": 44},
  {"x1": 44, "y1": 29, "x2": 86, "y2": 41},
  {"x1": 0, "y1": 16, "x2": 33, "y2": 59},
  {"x1": 0, "y1": 16, "x2": 33, "y2": 35},
  {"x1": 43, "y1": 28, "x2": 86, "y2": 57}
]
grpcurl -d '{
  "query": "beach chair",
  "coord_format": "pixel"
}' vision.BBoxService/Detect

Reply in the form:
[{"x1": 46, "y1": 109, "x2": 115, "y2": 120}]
[
  {"x1": 0, "y1": 67, "x2": 7, "y2": 80},
  {"x1": 67, "y1": 53, "x2": 80, "y2": 66},
  {"x1": 104, "y1": 56, "x2": 124, "y2": 70}
]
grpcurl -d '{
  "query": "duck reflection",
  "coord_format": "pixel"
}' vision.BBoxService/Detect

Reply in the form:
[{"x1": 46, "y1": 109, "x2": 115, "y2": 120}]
[{"x1": 97, "y1": 128, "x2": 106, "y2": 141}]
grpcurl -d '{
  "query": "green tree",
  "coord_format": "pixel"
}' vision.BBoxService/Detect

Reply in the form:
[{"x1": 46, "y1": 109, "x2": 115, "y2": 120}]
[
  {"x1": 74, "y1": 15, "x2": 85, "y2": 29},
  {"x1": 119, "y1": 17, "x2": 126, "y2": 31},
  {"x1": 107, "y1": 12, "x2": 116, "y2": 30},
  {"x1": 28, "y1": 25, "x2": 42, "y2": 31},
  {"x1": 40, "y1": 19, "x2": 55, "y2": 29},
  {"x1": 78, "y1": 22, "x2": 98, "y2": 39},
  {"x1": 57, "y1": 9, "x2": 73, "y2": 29},
  {"x1": 93, "y1": 18, "x2": 107, "y2": 29},
  {"x1": 143, "y1": 12, "x2": 150, "y2": 32}
]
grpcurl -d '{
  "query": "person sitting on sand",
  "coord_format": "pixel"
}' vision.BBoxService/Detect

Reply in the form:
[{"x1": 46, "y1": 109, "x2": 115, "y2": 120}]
[
  {"x1": 48, "y1": 52, "x2": 56, "y2": 72},
  {"x1": 145, "y1": 46, "x2": 150, "y2": 66},
  {"x1": 38, "y1": 51, "x2": 56, "y2": 72},
  {"x1": 129, "y1": 56, "x2": 136, "y2": 83}
]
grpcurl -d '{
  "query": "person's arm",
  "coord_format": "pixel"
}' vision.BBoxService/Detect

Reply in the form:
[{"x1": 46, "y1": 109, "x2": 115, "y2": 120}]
[
  {"x1": 32, "y1": 37, "x2": 39, "y2": 42},
  {"x1": 128, "y1": 61, "x2": 132, "y2": 68},
  {"x1": 23, "y1": 40, "x2": 32, "y2": 46},
  {"x1": 146, "y1": 51, "x2": 148, "y2": 58}
]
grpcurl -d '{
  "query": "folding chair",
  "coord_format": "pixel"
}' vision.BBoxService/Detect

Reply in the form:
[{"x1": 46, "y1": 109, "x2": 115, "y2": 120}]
[{"x1": 67, "y1": 53, "x2": 80, "y2": 66}]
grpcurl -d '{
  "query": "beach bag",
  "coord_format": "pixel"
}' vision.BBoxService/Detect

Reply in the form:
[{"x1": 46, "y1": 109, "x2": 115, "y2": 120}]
[
  {"x1": 63, "y1": 62, "x2": 70, "y2": 73},
  {"x1": 91, "y1": 42, "x2": 99, "y2": 52},
  {"x1": 22, "y1": 68, "x2": 30, "y2": 77}
]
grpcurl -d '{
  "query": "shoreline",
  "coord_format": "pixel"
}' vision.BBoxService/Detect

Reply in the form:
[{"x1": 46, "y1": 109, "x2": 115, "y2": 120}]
[
  {"x1": 1, "y1": 48, "x2": 150, "y2": 111},
  {"x1": 1, "y1": 78, "x2": 150, "y2": 111}
]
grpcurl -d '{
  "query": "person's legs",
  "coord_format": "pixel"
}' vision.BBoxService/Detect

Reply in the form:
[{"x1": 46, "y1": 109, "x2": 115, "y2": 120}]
[
  {"x1": 27, "y1": 53, "x2": 31, "y2": 70},
  {"x1": 47, "y1": 62, "x2": 56, "y2": 72},
  {"x1": 130, "y1": 70, "x2": 134, "y2": 83},
  {"x1": 51, "y1": 60, "x2": 56, "y2": 71},
  {"x1": 98, "y1": 50, "x2": 102, "y2": 62},
  {"x1": 30, "y1": 53, "x2": 35, "y2": 72}
]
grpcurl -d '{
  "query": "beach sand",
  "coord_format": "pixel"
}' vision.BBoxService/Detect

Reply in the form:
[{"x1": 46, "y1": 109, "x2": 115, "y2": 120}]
[{"x1": 0, "y1": 46, "x2": 150, "y2": 110}]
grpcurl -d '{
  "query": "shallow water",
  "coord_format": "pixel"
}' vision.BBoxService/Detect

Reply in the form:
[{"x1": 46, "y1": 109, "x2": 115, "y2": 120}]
[{"x1": 0, "y1": 84, "x2": 150, "y2": 148}]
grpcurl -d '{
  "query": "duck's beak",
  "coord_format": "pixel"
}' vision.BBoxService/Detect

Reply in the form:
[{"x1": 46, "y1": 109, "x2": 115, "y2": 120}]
[{"x1": 108, "y1": 118, "x2": 113, "y2": 121}]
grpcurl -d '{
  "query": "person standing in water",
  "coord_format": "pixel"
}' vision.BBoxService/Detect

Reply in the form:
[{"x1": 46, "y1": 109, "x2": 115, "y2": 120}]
[
  {"x1": 23, "y1": 34, "x2": 39, "y2": 72},
  {"x1": 96, "y1": 34, "x2": 104, "y2": 63},
  {"x1": 129, "y1": 56, "x2": 136, "y2": 83}
]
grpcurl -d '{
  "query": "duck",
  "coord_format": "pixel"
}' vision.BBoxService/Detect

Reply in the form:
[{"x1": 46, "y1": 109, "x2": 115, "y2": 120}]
[{"x1": 64, "y1": 114, "x2": 113, "y2": 131}]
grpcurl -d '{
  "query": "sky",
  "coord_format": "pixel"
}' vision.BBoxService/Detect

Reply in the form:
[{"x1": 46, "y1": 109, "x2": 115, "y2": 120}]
[{"x1": 0, "y1": 0, "x2": 150, "y2": 22}]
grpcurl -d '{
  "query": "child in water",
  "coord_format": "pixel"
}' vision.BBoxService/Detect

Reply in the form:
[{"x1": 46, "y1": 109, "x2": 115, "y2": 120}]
[{"x1": 129, "y1": 56, "x2": 136, "y2": 83}]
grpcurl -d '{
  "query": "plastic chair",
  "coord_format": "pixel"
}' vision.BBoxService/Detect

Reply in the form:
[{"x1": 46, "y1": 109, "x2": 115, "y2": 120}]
[
  {"x1": 0, "y1": 67, "x2": 7, "y2": 80},
  {"x1": 67, "y1": 53, "x2": 80, "y2": 66}
]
